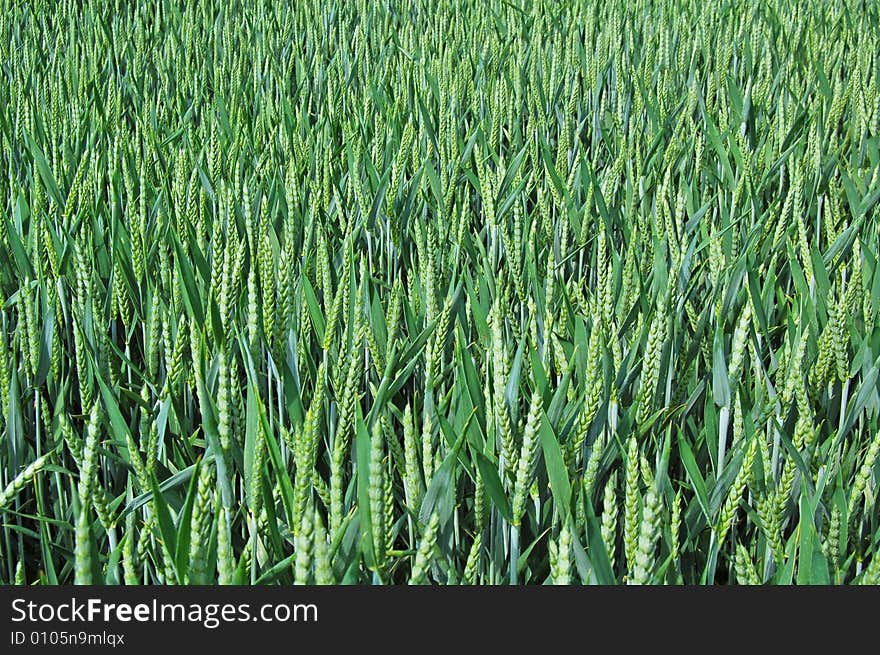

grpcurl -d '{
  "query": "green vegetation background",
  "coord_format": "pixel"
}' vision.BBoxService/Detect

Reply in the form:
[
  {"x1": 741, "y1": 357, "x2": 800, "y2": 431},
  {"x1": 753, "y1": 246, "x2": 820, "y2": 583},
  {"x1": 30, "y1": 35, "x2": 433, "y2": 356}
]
[{"x1": 1, "y1": 0, "x2": 879, "y2": 585}]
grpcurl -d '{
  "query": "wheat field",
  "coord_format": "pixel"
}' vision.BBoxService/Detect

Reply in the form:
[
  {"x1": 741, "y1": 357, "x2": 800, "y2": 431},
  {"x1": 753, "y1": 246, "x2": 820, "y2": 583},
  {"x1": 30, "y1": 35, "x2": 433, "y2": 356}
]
[{"x1": 1, "y1": 0, "x2": 879, "y2": 585}]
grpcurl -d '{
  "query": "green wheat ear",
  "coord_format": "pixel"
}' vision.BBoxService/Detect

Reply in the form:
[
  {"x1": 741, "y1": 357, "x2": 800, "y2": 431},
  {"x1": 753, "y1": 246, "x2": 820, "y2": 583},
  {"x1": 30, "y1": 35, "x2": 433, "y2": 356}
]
[
  {"x1": 512, "y1": 389, "x2": 542, "y2": 525},
  {"x1": 630, "y1": 484, "x2": 662, "y2": 585},
  {"x1": 734, "y1": 544, "x2": 761, "y2": 586},
  {"x1": 409, "y1": 512, "x2": 440, "y2": 585},
  {"x1": 601, "y1": 472, "x2": 620, "y2": 574},
  {"x1": 74, "y1": 504, "x2": 93, "y2": 585},
  {"x1": 0, "y1": 452, "x2": 52, "y2": 510},
  {"x1": 624, "y1": 437, "x2": 641, "y2": 576}
]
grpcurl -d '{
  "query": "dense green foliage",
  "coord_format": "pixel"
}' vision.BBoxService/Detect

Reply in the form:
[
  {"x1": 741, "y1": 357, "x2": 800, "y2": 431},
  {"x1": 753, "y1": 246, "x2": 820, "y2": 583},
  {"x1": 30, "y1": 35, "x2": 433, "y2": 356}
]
[{"x1": 1, "y1": 0, "x2": 879, "y2": 585}]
